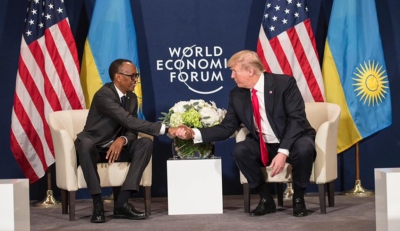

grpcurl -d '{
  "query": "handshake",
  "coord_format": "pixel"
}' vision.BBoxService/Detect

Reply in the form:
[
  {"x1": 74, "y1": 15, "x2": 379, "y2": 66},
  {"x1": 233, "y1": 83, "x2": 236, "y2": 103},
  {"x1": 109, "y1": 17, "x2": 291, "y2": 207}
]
[{"x1": 168, "y1": 125, "x2": 195, "y2": 140}]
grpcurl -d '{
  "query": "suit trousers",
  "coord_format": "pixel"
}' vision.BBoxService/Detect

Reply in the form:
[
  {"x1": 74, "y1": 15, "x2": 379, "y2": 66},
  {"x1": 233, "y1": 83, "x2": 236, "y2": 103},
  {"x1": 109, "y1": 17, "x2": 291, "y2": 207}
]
[
  {"x1": 75, "y1": 137, "x2": 153, "y2": 195},
  {"x1": 232, "y1": 134, "x2": 316, "y2": 189}
]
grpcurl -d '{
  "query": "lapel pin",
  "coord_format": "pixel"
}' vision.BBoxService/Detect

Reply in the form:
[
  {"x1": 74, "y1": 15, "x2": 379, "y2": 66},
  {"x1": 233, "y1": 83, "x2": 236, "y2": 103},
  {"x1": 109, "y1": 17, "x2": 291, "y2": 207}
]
[{"x1": 269, "y1": 91, "x2": 272, "y2": 94}]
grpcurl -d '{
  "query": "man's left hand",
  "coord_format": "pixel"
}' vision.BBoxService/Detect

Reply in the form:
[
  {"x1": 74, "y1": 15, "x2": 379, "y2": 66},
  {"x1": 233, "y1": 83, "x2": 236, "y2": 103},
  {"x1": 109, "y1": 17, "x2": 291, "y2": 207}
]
[
  {"x1": 269, "y1": 153, "x2": 287, "y2": 177},
  {"x1": 106, "y1": 137, "x2": 125, "y2": 163}
]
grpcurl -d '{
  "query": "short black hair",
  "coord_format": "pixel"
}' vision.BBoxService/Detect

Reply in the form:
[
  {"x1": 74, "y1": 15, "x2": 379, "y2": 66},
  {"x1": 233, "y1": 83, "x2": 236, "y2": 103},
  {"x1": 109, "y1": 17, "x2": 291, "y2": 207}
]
[{"x1": 109, "y1": 58, "x2": 133, "y2": 81}]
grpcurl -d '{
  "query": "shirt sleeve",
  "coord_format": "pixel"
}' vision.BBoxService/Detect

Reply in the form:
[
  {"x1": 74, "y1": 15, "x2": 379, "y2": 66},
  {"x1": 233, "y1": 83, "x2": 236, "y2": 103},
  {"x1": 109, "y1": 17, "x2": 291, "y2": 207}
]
[
  {"x1": 278, "y1": 148, "x2": 289, "y2": 156},
  {"x1": 193, "y1": 128, "x2": 203, "y2": 144}
]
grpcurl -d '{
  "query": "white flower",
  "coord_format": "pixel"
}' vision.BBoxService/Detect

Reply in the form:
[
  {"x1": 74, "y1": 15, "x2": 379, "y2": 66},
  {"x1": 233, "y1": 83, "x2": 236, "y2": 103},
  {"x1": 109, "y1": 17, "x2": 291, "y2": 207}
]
[
  {"x1": 217, "y1": 108, "x2": 227, "y2": 121},
  {"x1": 199, "y1": 107, "x2": 220, "y2": 127},
  {"x1": 169, "y1": 112, "x2": 184, "y2": 127},
  {"x1": 171, "y1": 101, "x2": 189, "y2": 113},
  {"x1": 189, "y1": 99, "x2": 206, "y2": 110}
]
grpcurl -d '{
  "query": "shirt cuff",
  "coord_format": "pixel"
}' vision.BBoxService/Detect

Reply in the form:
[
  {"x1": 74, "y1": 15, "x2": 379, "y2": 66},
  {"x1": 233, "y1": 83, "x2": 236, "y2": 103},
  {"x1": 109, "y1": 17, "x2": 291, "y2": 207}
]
[
  {"x1": 160, "y1": 124, "x2": 166, "y2": 135},
  {"x1": 277, "y1": 148, "x2": 289, "y2": 156},
  {"x1": 193, "y1": 128, "x2": 203, "y2": 144},
  {"x1": 120, "y1": 136, "x2": 128, "y2": 146}
]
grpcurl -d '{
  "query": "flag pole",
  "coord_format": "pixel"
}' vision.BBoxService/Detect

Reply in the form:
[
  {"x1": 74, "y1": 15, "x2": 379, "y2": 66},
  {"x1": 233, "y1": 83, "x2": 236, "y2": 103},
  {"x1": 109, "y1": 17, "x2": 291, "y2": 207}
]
[
  {"x1": 344, "y1": 142, "x2": 374, "y2": 197},
  {"x1": 34, "y1": 168, "x2": 60, "y2": 206},
  {"x1": 283, "y1": 182, "x2": 294, "y2": 200}
]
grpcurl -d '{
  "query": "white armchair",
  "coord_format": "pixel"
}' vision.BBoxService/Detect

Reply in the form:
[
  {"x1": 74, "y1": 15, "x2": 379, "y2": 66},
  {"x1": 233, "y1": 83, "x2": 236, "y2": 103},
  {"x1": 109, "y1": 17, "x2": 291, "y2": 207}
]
[
  {"x1": 48, "y1": 109, "x2": 153, "y2": 221},
  {"x1": 236, "y1": 102, "x2": 341, "y2": 214}
]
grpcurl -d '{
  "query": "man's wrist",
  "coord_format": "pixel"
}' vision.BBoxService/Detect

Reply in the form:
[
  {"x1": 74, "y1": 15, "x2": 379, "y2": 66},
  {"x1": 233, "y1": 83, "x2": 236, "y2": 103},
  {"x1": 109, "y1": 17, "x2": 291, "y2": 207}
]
[{"x1": 120, "y1": 136, "x2": 128, "y2": 146}]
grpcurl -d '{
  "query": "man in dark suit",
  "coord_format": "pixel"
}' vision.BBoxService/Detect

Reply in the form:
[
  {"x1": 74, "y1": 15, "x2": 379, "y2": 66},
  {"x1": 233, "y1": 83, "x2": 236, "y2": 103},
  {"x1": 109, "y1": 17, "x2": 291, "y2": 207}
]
[
  {"x1": 75, "y1": 59, "x2": 177, "y2": 223},
  {"x1": 175, "y1": 50, "x2": 316, "y2": 217}
]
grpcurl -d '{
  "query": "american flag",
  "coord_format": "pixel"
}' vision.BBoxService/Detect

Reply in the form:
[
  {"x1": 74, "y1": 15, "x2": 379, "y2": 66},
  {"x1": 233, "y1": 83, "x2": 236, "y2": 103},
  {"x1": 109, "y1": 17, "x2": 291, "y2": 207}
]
[
  {"x1": 10, "y1": 0, "x2": 85, "y2": 183},
  {"x1": 257, "y1": 0, "x2": 324, "y2": 102}
]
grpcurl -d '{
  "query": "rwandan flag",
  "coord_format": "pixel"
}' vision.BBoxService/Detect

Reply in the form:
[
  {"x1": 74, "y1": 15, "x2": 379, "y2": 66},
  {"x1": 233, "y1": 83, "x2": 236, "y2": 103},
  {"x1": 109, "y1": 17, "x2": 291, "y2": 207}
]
[
  {"x1": 80, "y1": 0, "x2": 145, "y2": 119},
  {"x1": 322, "y1": 0, "x2": 392, "y2": 153}
]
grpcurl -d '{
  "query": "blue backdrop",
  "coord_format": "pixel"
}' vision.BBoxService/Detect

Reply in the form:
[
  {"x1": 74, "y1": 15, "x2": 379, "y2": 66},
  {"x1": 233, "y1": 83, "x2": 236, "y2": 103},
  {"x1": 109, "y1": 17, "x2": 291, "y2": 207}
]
[{"x1": 0, "y1": 0, "x2": 399, "y2": 200}]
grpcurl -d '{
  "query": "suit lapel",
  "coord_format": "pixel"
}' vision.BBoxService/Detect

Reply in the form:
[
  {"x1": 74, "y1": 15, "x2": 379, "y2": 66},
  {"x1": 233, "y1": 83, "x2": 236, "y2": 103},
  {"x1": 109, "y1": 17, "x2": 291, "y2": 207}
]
[
  {"x1": 242, "y1": 89, "x2": 253, "y2": 127},
  {"x1": 264, "y1": 72, "x2": 274, "y2": 118}
]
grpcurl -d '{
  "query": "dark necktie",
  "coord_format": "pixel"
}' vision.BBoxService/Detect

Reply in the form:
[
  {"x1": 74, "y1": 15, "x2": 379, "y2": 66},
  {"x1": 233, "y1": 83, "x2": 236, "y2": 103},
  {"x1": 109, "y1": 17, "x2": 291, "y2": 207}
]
[
  {"x1": 121, "y1": 95, "x2": 126, "y2": 108},
  {"x1": 251, "y1": 89, "x2": 269, "y2": 166}
]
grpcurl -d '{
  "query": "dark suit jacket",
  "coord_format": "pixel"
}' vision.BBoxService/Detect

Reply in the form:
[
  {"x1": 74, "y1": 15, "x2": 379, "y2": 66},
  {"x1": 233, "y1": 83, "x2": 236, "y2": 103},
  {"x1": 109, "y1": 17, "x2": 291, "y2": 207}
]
[
  {"x1": 77, "y1": 82, "x2": 162, "y2": 147},
  {"x1": 199, "y1": 72, "x2": 315, "y2": 152}
]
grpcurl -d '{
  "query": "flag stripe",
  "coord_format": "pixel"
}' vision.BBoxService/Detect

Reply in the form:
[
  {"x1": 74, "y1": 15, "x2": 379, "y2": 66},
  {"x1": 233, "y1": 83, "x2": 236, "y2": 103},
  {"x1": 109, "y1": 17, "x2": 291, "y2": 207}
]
[
  {"x1": 296, "y1": 20, "x2": 324, "y2": 100},
  {"x1": 269, "y1": 37, "x2": 293, "y2": 76},
  {"x1": 11, "y1": 81, "x2": 47, "y2": 169},
  {"x1": 23, "y1": 42, "x2": 55, "y2": 153},
  {"x1": 256, "y1": 39, "x2": 271, "y2": 72},
  {"x1": 10, "y1": 129, "x2": 41, "y2": 182},
  {"x1": 15, "y1": 57, "x2": 54, "y2": 166},
  {"x1": 29, "y1": 39, "x2": 62, "y2": 112},
  {"x1": 288, "y1": 23, "x2": 324, "y2": 101},
  {"x1": 48, "y1": 20, "x2": 84, "y2": 109}
]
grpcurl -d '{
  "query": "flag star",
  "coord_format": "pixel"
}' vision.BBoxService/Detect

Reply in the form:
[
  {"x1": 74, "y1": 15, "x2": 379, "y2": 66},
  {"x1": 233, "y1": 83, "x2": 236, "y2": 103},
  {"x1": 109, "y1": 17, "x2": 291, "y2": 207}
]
[
  {"x1": 272, "y1": 16, "x2": 278, "y2": 21},
  {"x1": 61, "y1": 0, "x2": 64, "y2": 2},
  {"x1": 48, "y1": 3, "x2": 54, "y2": 9},
  {"x1": 296, "y1": 2, "x2": 302, "y2": 8},
  {"x1": 42, "y1": 12, "x2": 44, "y2": 16},
  {"x1": 29, "y1": 19, "x2": 34, "y2": 25},
  {"x1": 294, "y1": 12, "x2": 299, "y2": 18},
  {"x1": 45, "y1": 14, "x2": 51, "y2": 19},
  {"x1": 264, "y1": 13, "x2": 269, "y2": 19},
  {"x1": 285, "y1": 9, "x2": 290, "y2": 14},
  {"x1": 31, "y1": 9, "x2": 37, "y2": 15},
  {"x1": 287, "y1": 0, "x2": 293, "y2": 3},
  {"x1": 267, "y1": 3, "x2": 271, "y2": 8},
  {"x1": 34, "y1": 0, "x2": 39, "y2": 4},
  {"x1": 39, "y1": 22, "x2": 44, "y2": 28},
  {"x1": 26, "y1": 30, "x2": 32, "y2": 36},
  {"x1": 305, "y1": 7, "x2": 308, "y2": 12},
  {"x1": 274, "y1": 5, "x2": 280, "y2": 11},
  {"x1": 26, "y1": 7, "x2": 29, "y2": 12},
  {"x1": 282, "y1": 19, "x2": 288, "y2": 24},
  {"x1": 57, "y1": 7, "x2": 63, "y2": 13},
  {"x1": 43, "y1": 1, "x2": 45, "y2": 6},
  {"x1": 269, "y1": 26, "x2": 275, "y2": 31}
]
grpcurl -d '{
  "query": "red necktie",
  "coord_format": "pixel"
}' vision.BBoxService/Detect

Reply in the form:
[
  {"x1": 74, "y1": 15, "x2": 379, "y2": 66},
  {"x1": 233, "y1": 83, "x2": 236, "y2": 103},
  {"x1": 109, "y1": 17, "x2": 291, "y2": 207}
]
[{"x1": 251, "y1": 89, "x2": 269, "y2": 166}]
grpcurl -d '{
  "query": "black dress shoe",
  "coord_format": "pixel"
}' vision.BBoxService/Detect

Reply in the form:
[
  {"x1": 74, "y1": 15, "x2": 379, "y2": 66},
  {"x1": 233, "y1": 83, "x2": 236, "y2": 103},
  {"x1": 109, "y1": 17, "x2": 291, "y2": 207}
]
[
  {"x1": 90, "y1": 204, "x2": 106, "y2": 223},
  {"x1": 114, "y1": 202, "x2": 148, "y2": 220},
  {"x1": 250, "y1": 198, "x2": 276, "y2": 216},
  {"x1": 293, "y1": 198, "x2": 308, "y2": 217}
]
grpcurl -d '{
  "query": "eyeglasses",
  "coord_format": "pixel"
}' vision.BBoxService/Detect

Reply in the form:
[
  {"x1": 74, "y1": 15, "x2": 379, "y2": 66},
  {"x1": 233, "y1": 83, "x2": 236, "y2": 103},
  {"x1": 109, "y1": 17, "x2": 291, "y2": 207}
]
[{"x1": 118, "y1": 72, "x2": 140, "y2": 80}]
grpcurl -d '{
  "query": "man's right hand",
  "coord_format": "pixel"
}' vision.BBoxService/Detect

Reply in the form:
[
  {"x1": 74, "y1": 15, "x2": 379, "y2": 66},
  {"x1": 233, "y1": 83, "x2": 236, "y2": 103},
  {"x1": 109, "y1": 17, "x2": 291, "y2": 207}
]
[{"x1": 174, "y1": 125, "x2": 194, "y2": 139}]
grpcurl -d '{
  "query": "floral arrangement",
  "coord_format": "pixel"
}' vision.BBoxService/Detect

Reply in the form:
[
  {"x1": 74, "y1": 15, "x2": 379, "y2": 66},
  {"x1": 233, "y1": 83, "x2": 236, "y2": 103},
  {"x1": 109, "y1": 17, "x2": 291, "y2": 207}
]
[{"x1": 160, "y1": 99, "x2": 227, "y2": 158}]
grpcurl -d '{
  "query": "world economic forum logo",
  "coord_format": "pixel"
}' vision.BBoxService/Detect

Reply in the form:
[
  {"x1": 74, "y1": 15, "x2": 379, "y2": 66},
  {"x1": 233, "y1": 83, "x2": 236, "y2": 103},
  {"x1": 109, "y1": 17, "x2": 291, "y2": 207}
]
[{"x1": 156, "y1": 45, "x2": 228, "y2": 94}]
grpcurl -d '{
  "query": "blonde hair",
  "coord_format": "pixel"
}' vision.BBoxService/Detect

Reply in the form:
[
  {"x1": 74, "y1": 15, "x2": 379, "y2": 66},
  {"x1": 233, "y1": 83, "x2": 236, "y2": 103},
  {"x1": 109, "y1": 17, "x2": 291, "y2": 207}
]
[{"x1": 227, "y1": 50, "x2": 265, "y2": 74}]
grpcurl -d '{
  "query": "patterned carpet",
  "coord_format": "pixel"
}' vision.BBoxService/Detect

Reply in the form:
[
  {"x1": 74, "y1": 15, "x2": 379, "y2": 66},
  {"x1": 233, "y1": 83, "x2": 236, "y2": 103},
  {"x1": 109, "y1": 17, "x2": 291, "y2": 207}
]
[{"x1": 30, "y1": 194, "x2": 375, "y2": 231}]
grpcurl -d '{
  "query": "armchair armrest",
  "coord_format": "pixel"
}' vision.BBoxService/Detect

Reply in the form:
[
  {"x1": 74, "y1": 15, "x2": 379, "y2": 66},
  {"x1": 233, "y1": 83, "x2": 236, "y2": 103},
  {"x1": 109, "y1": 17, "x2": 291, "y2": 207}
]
[
  {"x1": 50, "y1": 128, "x2": 79, "y2": 191},
  {"x1": 313, "y1": 120, "x2": 339, "y2": 183}
]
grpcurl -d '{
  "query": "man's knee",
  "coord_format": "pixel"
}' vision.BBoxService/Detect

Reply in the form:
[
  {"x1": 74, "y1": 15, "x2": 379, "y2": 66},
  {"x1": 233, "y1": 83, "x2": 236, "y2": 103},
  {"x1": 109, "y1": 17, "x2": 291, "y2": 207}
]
[
  {"x1": 134, "y1": 137, "x2": 153, "y2": 155},
  {"x1": 75, "y1": 137, "x2": 95, "y2": 153},
  {"x1": 232, "y1": 142, "x2": 249, "y2": 160},
  {"x1": 292, "y1": 138, "x2": 315, "y2": 161},
  {"x1": 138, "y1": 137, "x2": 153, "y2": 146}
]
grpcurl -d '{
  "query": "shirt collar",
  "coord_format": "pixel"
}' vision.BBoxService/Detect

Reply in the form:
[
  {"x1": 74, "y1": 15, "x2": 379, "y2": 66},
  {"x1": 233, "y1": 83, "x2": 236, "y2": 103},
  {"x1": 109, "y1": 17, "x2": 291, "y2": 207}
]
[
  {"x1": 114, "y1": 84, "x2": 125, "y2": 98},
  {"x1": 252, "y1": 73, "x2": 264, "y2": 93}
]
